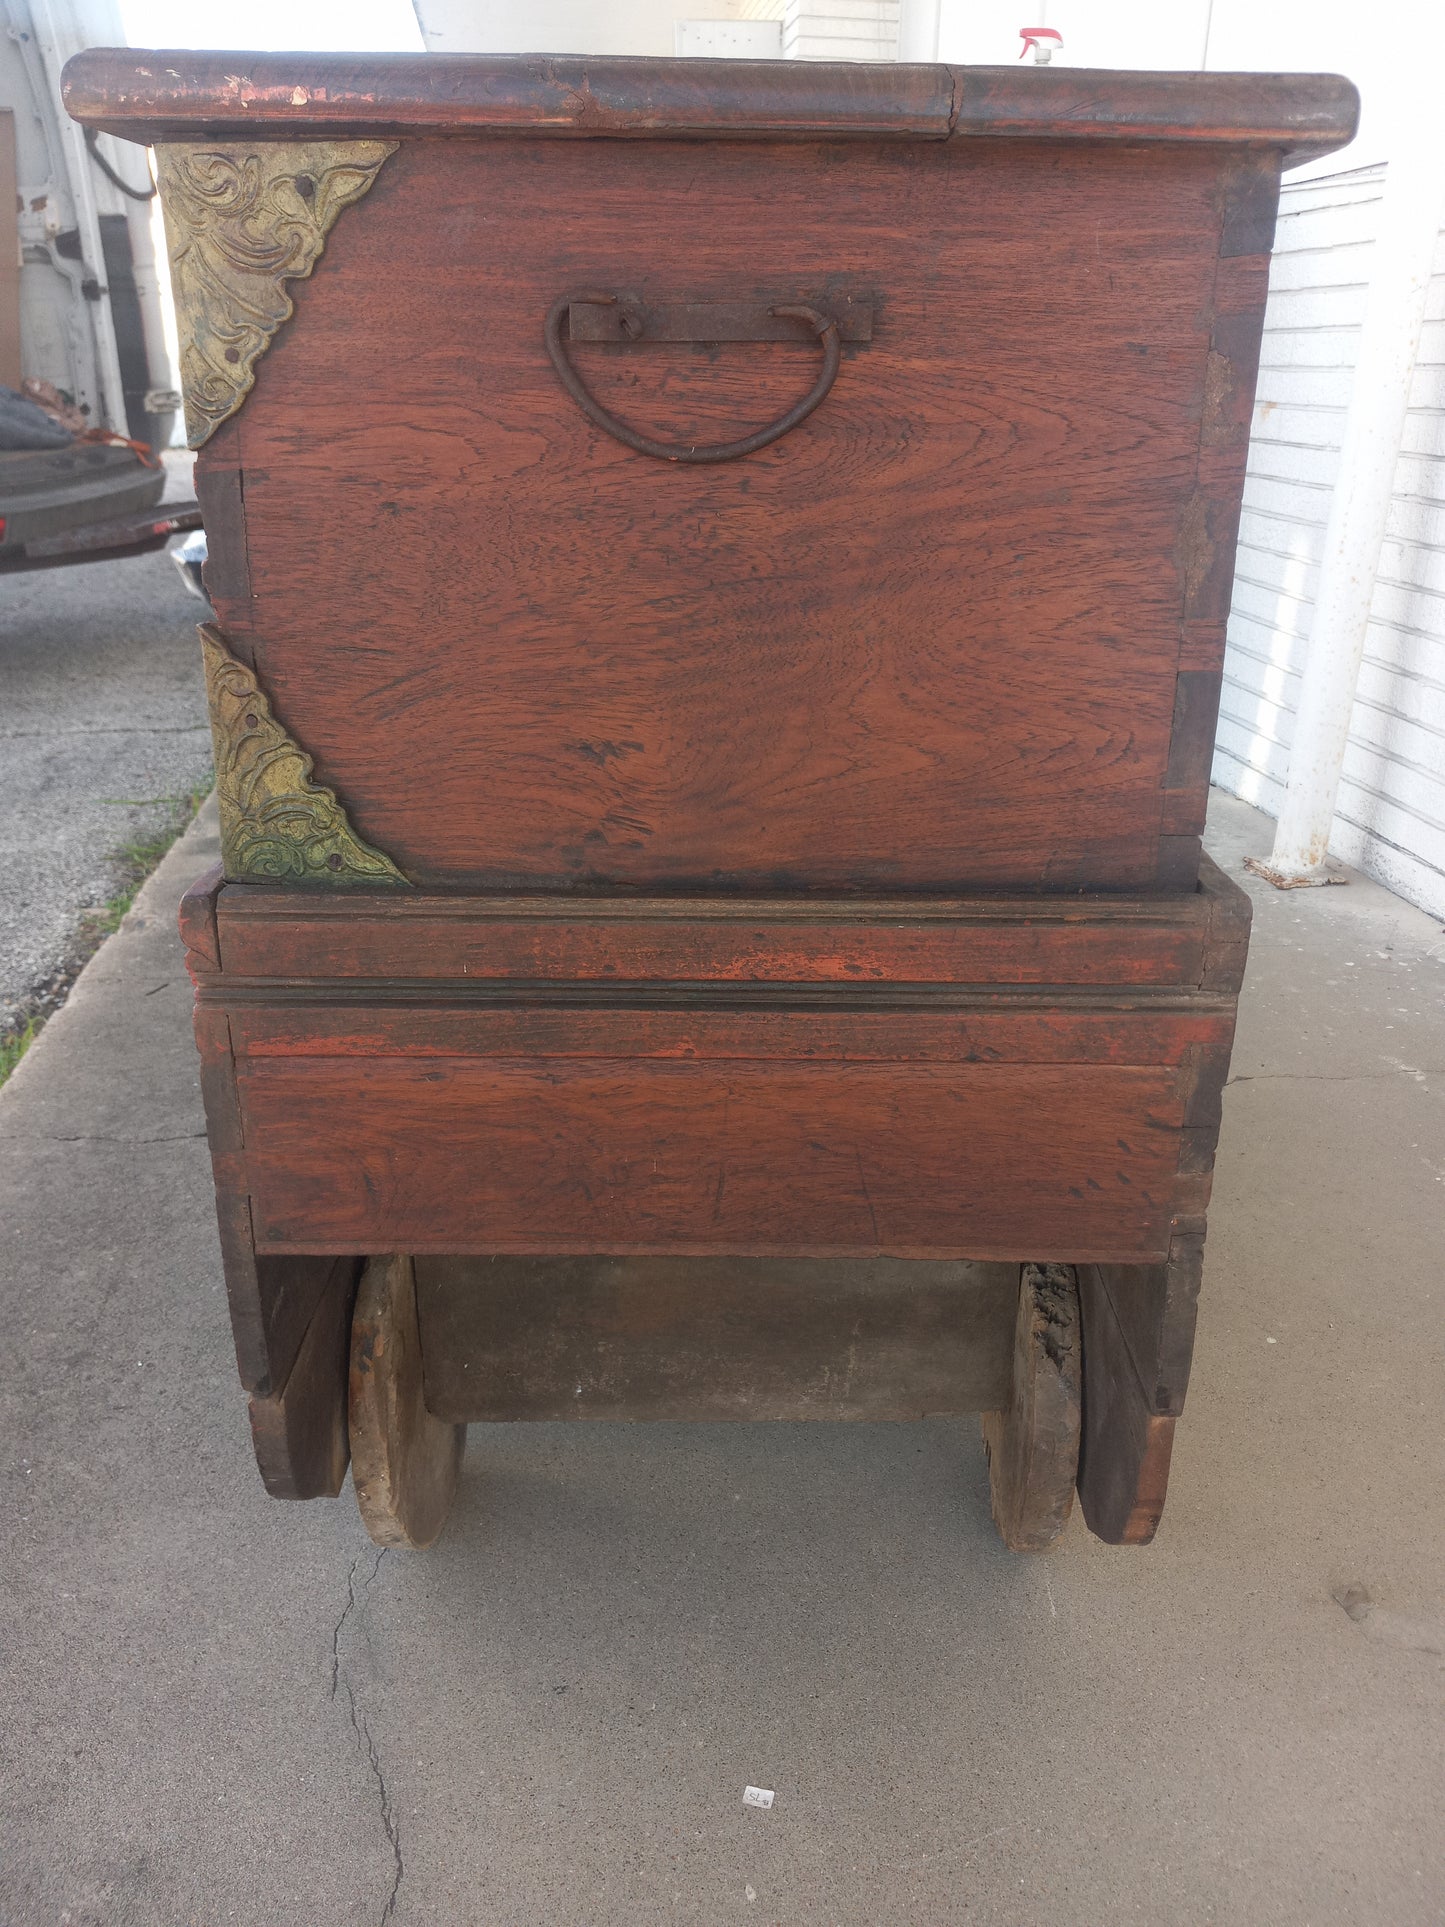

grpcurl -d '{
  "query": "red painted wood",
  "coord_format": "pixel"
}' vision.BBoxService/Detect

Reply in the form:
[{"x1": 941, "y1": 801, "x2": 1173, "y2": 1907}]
[
  {"x1": 94, "y1": 53, "x2": 1276, "y2": 1537},
  {"x1": 238, "y1": 1056, "x2": 1185, "y2": 1259},
  {"x1": 64, "y1": 52, "x2": 1358, "y2": 170},
  {"x1": 208, "y1": 135, "x2": 1255, "y2": 893},
  {"x1": 223, "y1": 1003, "x2": 1235, "y2": 1067},
  {"x1": 213, "y1": 891, "x2": 1213, "y2": 986}
]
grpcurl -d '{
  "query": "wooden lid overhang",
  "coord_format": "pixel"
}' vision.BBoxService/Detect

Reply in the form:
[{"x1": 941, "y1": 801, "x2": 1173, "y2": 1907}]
[{"x1": 65, "y1": 51, "x2": 1358, "y2": 169}]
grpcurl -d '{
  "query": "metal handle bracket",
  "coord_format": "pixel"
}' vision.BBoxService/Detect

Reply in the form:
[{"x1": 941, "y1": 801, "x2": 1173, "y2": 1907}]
[{"x1": 544, "y1": 291, "x2": 857, "y2": 464}]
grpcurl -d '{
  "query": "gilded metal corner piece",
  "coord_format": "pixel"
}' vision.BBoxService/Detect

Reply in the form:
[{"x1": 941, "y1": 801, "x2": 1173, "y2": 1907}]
[
  {"x1": 156, "y1": 139, "x2": 397, "y2": 448},
  {"x1": 201, "y1": 625, "x2": 409, "y2": 888}
]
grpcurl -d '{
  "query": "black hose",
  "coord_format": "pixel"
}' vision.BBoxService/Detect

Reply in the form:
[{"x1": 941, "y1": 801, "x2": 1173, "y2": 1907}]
[{"x1": 83, "y1": 127, "x2": 157, "y2": 203}]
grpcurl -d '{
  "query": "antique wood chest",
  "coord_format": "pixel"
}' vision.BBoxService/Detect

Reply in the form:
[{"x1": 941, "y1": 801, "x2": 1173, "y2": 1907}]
[{"x1": 67, "y1": 52, "x2": 1356, "y2": 1549}]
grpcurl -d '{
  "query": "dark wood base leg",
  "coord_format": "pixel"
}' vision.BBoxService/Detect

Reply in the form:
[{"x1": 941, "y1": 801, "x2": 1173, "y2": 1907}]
[
  {"x1": 349, "y1": 1254, "x2": 466, "y2": 1550},
  {"x1": 980, "y1": 1263, "x2": 1082, "y2": 1551},
  {"x1": 246, "y1": 1256, "x2": 360, "y2": 1499},
  {"x1": 1076, "y1": 1263, "x2": 1177, "y2": 1544}
]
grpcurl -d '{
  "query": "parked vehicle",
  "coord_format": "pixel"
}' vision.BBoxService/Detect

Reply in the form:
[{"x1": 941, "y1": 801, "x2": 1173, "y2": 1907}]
[{"x1": 0, "y1": 0, "x2": 198, "y2": 572}]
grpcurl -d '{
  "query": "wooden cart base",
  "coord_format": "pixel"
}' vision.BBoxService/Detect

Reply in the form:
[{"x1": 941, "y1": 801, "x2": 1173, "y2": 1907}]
[
  {"x1": 251, "y1": 1248, "x2": 1173, "y2": 1553},
  {"x1": 184, "y1": 860, "x2": 1243, "y2": 1554},
  {"x1": 349, "y1": 1254, "x2": 1090, "y2": 1552}
]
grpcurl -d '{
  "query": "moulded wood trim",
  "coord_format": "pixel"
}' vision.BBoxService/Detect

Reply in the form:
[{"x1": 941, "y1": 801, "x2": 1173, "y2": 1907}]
[
  {"x1": 64, "y1": 52, "x2": 1357, "y2": 168},
  {"x1": 212, "y1": 911, "x2": 1214, "y2": 990},
  {"x1": 208, "y1": 868, "x2": 1248, "y2": 993},
  {"x1": 222, "y1": 1002, "x2": 1239, "y2": 1064},
  {"x1": 213, "y1": 888, "x2": 1221, "y2": 925}
]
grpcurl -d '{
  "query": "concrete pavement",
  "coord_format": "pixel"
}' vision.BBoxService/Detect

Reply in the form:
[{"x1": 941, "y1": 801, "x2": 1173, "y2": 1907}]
[
  {"x1": 0, "y1": 791, "x2": 1442, "y2": 1925},
  {"x1": 0, "y1": 451, "x2": 210, "y2": 1031}
]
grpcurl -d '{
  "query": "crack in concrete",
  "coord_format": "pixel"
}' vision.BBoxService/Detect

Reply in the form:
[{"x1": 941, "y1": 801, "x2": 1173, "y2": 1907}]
[
  {"x1": 0, "y1": 724, "x2": 211, "y2": 738},
  {"x1": 1227, "y1": 1069, "x2": 1441, "y2": 1086},
  {"x1": 0, "y1": 1129, "x2": 208, "y2": 1144},
  {"x1": 331, "y1": 1549, "x2": 404, "y2": 1925},
  {"x1": 329, "y1": 1551, "x2": 368, "y2": 1701}
]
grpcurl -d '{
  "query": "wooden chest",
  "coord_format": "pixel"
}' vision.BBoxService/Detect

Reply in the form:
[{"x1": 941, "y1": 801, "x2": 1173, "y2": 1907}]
[{"x1": 68, "y1": 51, "x2": 1356, "y2": 1550}]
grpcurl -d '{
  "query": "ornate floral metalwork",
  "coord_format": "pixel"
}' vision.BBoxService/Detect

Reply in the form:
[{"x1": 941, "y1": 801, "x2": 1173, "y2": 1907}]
[
  {"x1": 155, "y1": 140, "x2": 397, "y2": 447},
  {"x1": 202, "y1": 625, "x2": 409, "y2": 887}
]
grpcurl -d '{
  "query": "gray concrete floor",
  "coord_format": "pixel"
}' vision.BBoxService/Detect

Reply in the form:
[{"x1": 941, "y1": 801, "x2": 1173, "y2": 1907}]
[
  {"x1": 0, "y1": 451, "x2": 210, "y2": 1029},
  {"x1": 1, "y1": 791, "x2": 1442, "y2": 1926}
]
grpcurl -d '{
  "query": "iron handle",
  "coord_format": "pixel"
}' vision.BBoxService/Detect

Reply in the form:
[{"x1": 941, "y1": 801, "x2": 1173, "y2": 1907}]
[{"x1": 544, "y1": 291, "x2": 843, "y2": 464}]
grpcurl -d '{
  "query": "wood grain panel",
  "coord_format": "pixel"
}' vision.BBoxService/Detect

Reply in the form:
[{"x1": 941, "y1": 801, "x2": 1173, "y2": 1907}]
[
  {"x1": 225, "y1": 1002, "x2": 1234, "y2": 1067},
  {"x1": 213, "y1": 893, "x2": 1212, "y2": 987},
  {"x1": 223, "y1": 135, "x2": 1243, "y2": 892},
  {"x1": 416, "y1": 1254, "x2": 1017, "y2": 1421},
  {"x1": 237, "y1": 1056, "x2": 1183, "y2": 1258}
]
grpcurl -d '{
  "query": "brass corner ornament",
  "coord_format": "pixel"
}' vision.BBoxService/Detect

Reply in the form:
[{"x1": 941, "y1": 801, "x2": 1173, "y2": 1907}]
[
  {"x1": 202, "y1": 625, "x2": 409, "y2": 888},
  {"x1": 155, "y1": 140, "x2": 397, "y2": 448}
]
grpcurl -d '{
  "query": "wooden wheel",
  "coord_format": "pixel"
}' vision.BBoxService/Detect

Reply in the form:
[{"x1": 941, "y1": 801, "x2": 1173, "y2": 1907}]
[
  {"x1": 980, "y1": 1262, "x2": 1082, "y2": 1551},
  {"x1": 349, "y1": 1253, "x2": 466, "y2": 1549}
]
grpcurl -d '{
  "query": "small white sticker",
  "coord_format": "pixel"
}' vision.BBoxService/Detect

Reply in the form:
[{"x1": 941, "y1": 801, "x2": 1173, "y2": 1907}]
[{"x1": 742, "y1": 1786, "x2": 774, "y2": 1810}]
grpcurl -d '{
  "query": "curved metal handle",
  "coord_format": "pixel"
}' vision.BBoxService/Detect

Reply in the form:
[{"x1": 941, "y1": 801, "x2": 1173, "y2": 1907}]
[{"x1": 544, "y1": 292, "x2": 842, "y2": 464}]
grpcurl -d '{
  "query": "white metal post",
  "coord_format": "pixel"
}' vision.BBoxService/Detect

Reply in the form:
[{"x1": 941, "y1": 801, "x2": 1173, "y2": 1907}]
[
  {"x1": 897, "y1": 0, "x2": 941, "y2": 62},
  {"x1": 1250, "y1": 106, "x2": 1445, "y2": 888}
]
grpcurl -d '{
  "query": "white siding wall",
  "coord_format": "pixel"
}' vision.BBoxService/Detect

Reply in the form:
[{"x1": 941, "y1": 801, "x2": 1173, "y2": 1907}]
[
  {"x1": 1214, "y1": 164, "x2": 1445, "y2": 916},
  {"x1": 783, "y1": 0, "x2": 899, "y2": 61}
]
